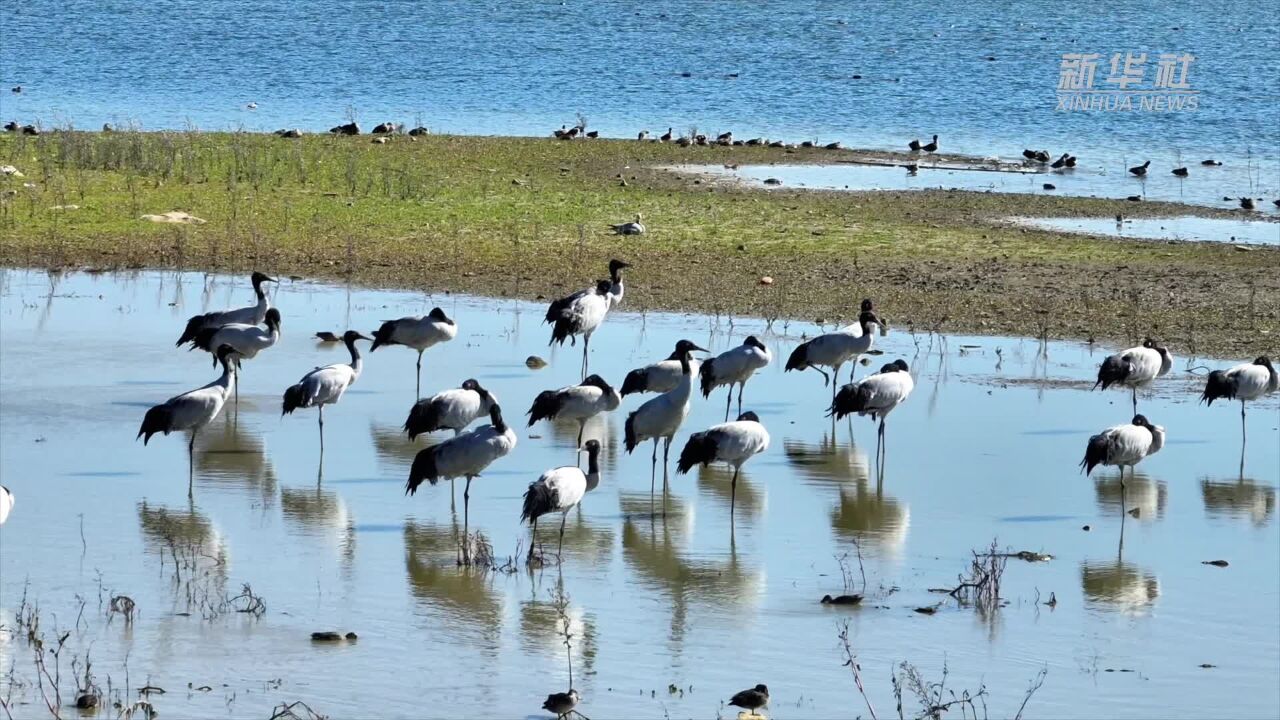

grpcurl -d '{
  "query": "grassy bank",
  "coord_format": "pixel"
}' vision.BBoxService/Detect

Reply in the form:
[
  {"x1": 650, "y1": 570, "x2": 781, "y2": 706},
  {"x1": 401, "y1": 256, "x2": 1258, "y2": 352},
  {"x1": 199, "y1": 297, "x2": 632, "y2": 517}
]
[{"x1": 1, "y1": 129, "x2": 1275, "y2": 357}]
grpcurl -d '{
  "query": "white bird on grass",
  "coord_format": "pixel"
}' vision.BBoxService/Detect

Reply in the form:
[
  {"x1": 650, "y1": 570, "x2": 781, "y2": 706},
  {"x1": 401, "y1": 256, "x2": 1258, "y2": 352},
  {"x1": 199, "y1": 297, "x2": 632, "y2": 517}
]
[
  {"x1": 624, "y1": 339, "x2": 707, "y2": 492},
  {"x1": 700, "y1": 335, "x2": 772, "y2": 421},
  {"x1": 403, "y1": 379, "x2": 498, "y2": 439},
  {"x1": 1201, "y1": 356, "x2": 1278, "y2": 447},
  {"x1": 281, "y1": 331, "x2": 372, "y2": 455},
  {"x1": 829, "y1": 359, "x2": 914, "y2": 471},
  {"x1": 676, "y1": 411, "x2": 770, "y2": 514},
  {"x1": 1081, "y1": 414, "x2": 1166, "y2": 517},
  {"x1": 521, "y1": 440, "x2": 601, "y2": 560},
  {"x1": 175, "y1": 271, "x2": 277, "y2": 346},
  {"x1": 548, "y1": 280, "x2": 614, "y2": 378},
  {"x1": 526, "y1": 374, "x2": 621, "y2": 448},
  {"x1": 610, "y1": 214, "x2": 645, "y2": 235},
  {"x1": 407, "y1": 404, "x2": 518, "y2": 564},
  {"x1": 1094, "y1": 338, "x2": 1173, "y2": 413},
  {"x1": 786, "y1": 299, "x2": 886, "y2": 403},
  {"x1": 370, "y1": 307, "x2": 457, "y2": 398},
  {"x1": 138, "y1": 345, "x2": 237, "y2": 497}
]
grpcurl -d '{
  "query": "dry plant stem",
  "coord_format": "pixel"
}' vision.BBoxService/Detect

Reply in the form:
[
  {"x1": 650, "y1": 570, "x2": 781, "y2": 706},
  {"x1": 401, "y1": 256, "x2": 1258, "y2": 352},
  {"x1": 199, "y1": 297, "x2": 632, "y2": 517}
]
[{"x1": 837, "y1": 620, "x2": 877, "y2": 720}]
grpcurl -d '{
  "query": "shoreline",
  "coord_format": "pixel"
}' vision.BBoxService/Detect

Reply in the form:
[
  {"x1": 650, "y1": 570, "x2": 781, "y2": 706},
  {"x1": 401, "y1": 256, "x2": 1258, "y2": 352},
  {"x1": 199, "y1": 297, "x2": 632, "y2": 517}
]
[{"x1": 1, "y1": 130, "x2": 1276, "y2": 357}]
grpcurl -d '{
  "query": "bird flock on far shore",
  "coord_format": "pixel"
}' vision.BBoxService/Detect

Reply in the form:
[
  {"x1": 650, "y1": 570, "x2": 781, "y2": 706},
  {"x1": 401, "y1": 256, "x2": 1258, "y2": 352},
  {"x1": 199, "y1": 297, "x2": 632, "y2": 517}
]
[{"x1": 118, "y1": 265, "x2": 1276, "y2": 718}]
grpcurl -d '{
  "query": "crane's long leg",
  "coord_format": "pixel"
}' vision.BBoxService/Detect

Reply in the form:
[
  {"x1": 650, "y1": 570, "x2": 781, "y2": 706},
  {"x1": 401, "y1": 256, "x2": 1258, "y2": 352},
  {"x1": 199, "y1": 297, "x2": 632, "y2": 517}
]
[
  {"x1": 662, "y1": 436, "x2": 671, "y2": 490},
  {"x1": 463, "y1": 475, "x2": 473, "y2": 565},
  {"x1": 1119, "y1": 466, "x2": 1127, "y2": 519},
  {"x1": 832, "y1": 363, "x2": 843, "y2": 404},
  {"x1": 558, "y1": 511, "x2": 568, "y2": 559},
  {"x1": 528, "y1": 517, "x2": 538, "y2": 562},
  {"x1": 1131, "y1": 387, "x2": 1137, "y2": 415},
  {"x1": 1241, "y1": 400, "x2": 1248, "y2": 452},
  {"x1": 188, "y1": 433, "x2": 196, "y2": 500},
  {"x1": 576, "y1": 420, "x2": 585, "y2": 456},
  {"x1": 650, "y1": 439, "x2": 658, "y2": 494},
  {"x1": 724, "y1": 386, "x2": 732, "y2": 422},
  {"x1": 730, "y1": 466, "x2": 739, "y2": 516},
  {"x1": 813, "y1": 366, "x2": 830, "y2": 387},
  {"x1": 318, "y1": 405, "x2": 325, "y2": 457},
  {"x1": 581, "y1": 335, "x2": 590, "y2": 379},
  {"x1": 736, "y1": 382, "x2": 744, "y2": 418},
  {"x1": 416, "y1": 350, "x2": 424, "y2": 399}
]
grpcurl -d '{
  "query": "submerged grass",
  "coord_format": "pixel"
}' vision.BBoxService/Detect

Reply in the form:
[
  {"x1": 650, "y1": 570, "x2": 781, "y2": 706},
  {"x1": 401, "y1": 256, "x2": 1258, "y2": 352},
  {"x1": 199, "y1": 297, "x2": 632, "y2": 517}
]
[{"x1": 1, "y1": 129, "x2": 1275, "y2": 356}]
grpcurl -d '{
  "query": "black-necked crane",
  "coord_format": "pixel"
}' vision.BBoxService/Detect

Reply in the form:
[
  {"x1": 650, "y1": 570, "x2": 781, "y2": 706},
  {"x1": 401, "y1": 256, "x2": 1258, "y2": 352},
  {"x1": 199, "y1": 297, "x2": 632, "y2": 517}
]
[
  {"x1": 1201, "y1": 356, "x2": 1278, "y2": 447},
  {"x1": 605, "y1": 258, "x2": 630, "y2": 307},
  {"x1": 0, "y1": 484, "x2": 11, "y2": 525},
  {"x1": 829, "y1": 359, "x2": 914, "y2": 469},
  {"x1": 370, "y1": 307, "x2": 457, "y2": 398},
  {"x1": 1093, "y1": 339, "x2": 1173, "y2": 413},
  {"x1": 621, "y1": 345, "x2": 703, "y2": 397},
  {"x1": 522, "y1": 440, "x2": 600, "y2": 560},
  {"x1": 728, "y1": 685, "x2": 770, "y2": 716},
  {"x1": 624, "y1": 339, "x2": 707, "y2": 491},
  {"x1": 1128, "y1": 160, "x2": 1150, "y2": 177},
  {"x1": 138, "y1": 345, "x2": 237, "y2": 497},
  {"x1": 404, "y1": 379, "x2": 498, "y2": 440},
  {"x1": 676, "y1": 411, "x2": 770, "y2": 514},
  {"x1": 406, "y1": 404, "x2": 518, "y2": 564},
  {"x1": 527, "y1": 374, "x2": 621, "y2": 448},
  {"x1": 189, "y1": 307, "x2": 282, "y2": 405},
  {"x1": 700, "y1": 336, "x2": 773, "y2": 421},
  {"x1": 545, "y1": 260, "x2": 629, "y2": 323},
  {"x1": 548, "y1": 280, "x2": 614, "y2": 378},
  {"x1": 786, "y1": 299, "x2": 885, "y2": 403},
  {"x1": 282, "y1": 330, "x2": 371, "y2": 455},
  {"x1": 1081, "y1": 414, "x2": 1166, "y2": 516},
  {"x1": 175, "y1": 271, "x2": 277, "y2": 346}
]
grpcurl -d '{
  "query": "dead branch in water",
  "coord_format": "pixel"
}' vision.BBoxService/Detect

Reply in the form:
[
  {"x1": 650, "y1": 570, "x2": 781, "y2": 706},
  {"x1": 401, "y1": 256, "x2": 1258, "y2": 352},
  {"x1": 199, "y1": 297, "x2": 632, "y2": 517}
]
[
  {"x1": 270, "y1": 700, "x2": 327, "y2": 720},
  {"x1": 836, "y1": 620, "x2": 878, "y2": 719}
]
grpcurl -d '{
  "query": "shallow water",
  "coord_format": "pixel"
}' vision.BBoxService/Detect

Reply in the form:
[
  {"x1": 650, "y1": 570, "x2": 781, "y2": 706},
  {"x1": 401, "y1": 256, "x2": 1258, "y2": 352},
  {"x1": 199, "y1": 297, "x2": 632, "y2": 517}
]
[
  {"x1": 0, "y1": 269, "x2": 1277, "y2": 719},
  {"x1": 3, "y1": 0, "x2": 1278, "y2": 200},
  {"x1": 676, "y1": 162, "x2": 1280, "y2": 211},
  {"x1": 1008, "y1": 215, "x2": 1280, "y2": 246}
]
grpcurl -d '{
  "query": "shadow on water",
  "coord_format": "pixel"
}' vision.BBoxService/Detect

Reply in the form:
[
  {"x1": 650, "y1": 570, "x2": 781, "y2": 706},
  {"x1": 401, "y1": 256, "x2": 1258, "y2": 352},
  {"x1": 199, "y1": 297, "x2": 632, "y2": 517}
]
[
  {"x1": 403, "y1": 520, "x2": 502, "y2": 646},
  {"x1": 1200, "y1": 476, "x2": 1277, "y2": 526}
]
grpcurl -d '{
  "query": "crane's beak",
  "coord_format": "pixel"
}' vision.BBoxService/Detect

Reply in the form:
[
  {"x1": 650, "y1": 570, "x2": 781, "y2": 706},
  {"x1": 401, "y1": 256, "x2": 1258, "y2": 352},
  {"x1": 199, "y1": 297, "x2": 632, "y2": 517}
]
[
  {"x1": 355, "y1": 333, "x2": 374, "y2": 342},
  {"x1": 690, "y1": 343, "x2": 709, "y2": 353}
]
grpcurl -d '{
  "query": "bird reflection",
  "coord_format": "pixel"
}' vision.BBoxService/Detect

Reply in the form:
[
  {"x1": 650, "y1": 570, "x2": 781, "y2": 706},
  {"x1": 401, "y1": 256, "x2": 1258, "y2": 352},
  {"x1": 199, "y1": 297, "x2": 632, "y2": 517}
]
[
  {"x1": 620, "y1": 494, "x2": 762, "y2": 648},
  {"x1": 783, "y1": 430, "x2": 870, "y2": 489},
  {"x1": 193, "y1": 414, "x2": 277, "y2": 504},
  {"x1": 518, "y1": 575, "x2": 598, "y2": 680},
  {"x1": 403, "y1": 520, "x2": 502, "y2": 644},
  {"x1": 694, "y1": 463, "x2": 763, "y2": 518},
  {"x1": 544, "y1": 414, "x2": 615, "y2": 454},
  {"x1": 1201, "y1": 476, "x2": 1276, "y2": 526},
  {"x1": 1094, "y1": 471, "x2": 1167, "y2": 521},
  {"x1": 528, "y1": 509, "x2": 615, "y2": 566},
  {"x1": 830, "y1": 482, "x2": 910, "y2": 554},
  {"x1": 137, "y1": 501, "x2": 228, "y2": 571},
  {"x1": 281, "y1": 486, "x2": 356, "y2": 565},
  {"x1": 1080, "y1": 560, "x2": 1160, "y2": 613},
  {"x1": 370, "y1": 422, "x2": 427, "y2": 473}
]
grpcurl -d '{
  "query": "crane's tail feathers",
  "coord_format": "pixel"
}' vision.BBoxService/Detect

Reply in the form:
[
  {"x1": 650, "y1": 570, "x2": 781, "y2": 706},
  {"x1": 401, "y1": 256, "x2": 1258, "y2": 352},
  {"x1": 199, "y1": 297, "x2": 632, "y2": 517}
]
[
  {"x1": 676, "y1": 431, "x2": 716, "y2": 474},
  {"x1": 137, "y1": 405, "x2": 173, "y2": 445},
  {"x1": 623, "y1": 412, "x2": 639, "y2": 453},
  {"x1": 1094, "y1": 355, "x2": 1127, "y2": 391},
  {"x1": 1080, "y1": 434, "x2": 1108, "y2": 475},
  {"x1": 1200, "y1": 370, "x2": 1234, "y2": 406},
  {"x1": 698, "y1": 358, "x2": 717, "y2": 397},
  {"x1": 406, "y1": 445, "x2": 441, "y2": 495},
  {"x1": 619, "y1": 368, "x2": 647, "y2": 396},
  {"x1": 281, "y1": 383, "x2": 306, "y2": 416},
  {"x1": 549, "y1": 316, "x2": 576, "y2": 346},
  {"x1": 190, "y1": 325, "x2": 221, "y2": 354},
  {"x1": 828, "y1": 384, "x2": 866, "y2": 420},
  {"x1": 175, "y1": 313, "x2": 210, "y2": 347},
  {"x1": 403, "y1": 399, "x2": 439, "y2": 440},
  {"x1": 520, "y1": 481, "x2": 557, "y2": 524},
  {"x1": 784, "y1": 343, "x2": 809, "y2": 372},
  {"x1": 369, "y1": 320, "x2": 398, "y2": 352},
  {"x1": 543, "y1": 298, "x2": 570, "y2": 325},
  {"x1": 526, "y1": 390, "x2": 560, "y2": 426}
]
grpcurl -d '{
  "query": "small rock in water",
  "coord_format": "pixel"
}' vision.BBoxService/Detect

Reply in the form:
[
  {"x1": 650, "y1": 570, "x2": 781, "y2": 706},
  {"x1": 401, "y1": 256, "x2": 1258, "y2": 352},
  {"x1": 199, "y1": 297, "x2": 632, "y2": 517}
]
[
  {"x1": 525, "y1": 355, "x2": 548, "y2": 369},
  {"x1": 1199, "y1": 663, "x2": 1216, "y2": 668},
  {"x1": 1082, "y1": 525, "x2": 1091, "y2": 531},
  {"x1": 1202, "y1": 560, "x2": 1229, "y2": 567}
]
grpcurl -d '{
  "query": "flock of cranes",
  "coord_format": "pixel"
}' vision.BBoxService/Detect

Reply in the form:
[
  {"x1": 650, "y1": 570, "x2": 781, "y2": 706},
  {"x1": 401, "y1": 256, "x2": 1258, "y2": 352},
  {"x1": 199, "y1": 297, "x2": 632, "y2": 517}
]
[{"x1": 132, "y1": 267, "x2": 1276, "y2": 542}]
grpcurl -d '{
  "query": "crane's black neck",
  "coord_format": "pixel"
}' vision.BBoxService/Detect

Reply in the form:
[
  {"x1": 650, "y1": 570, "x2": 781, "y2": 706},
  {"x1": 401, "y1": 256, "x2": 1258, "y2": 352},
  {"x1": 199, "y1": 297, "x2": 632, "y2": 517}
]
[
  {"x1": 586, "y1": 445, "x2": 600, "y2": 475},
  {"x1": 679, "y1": 352, "x2": 691, "y2": 375},
  {"x1": 345, "y1": 337, "x2": 362, "y2": 364}
]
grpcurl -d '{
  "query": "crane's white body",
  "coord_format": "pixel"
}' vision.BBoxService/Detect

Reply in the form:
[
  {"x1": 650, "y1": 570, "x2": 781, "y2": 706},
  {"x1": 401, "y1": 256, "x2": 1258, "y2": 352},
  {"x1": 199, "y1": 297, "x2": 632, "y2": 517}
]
[
  {"x1": 629, "y1": 372, "x2": 694, "y2": 447},
  {"x1": 377, "y1": 315, "x2": 457, "y2": 352},
  {"x1": 562, "y1": 292, "x2": 610, "y2": 342},
  {"x1": 1087, "y1": 422, "x2": 1166, "y2": 470},
  {"x1": 292, "y1": 358, "x2": 361, "y2": 409},
  {"x1": 695, "y1": 419, "x2": 771, "y2": 469},
  {"x1": 623, "y1": 356, "x2": 702, "y2": 395},
  {"x1": 411, "y1": 386, "x2": 498, "y2": 436},
  {"x1": 424, "y1": 424, "x2": 518, "y2": 480},
  {"x1": 701, "y1": 338, "x2": 772, "y2": 419},
  {"x1": 0, "y1": 485, "x2": 13, "y2": 526},
  {"x1": 1215, "y1": 362, "x2": 1279, "y2": 401},
  {"x1": 532, "y1": 466, "x2": 588, "y2": 516},
  {"x1": 547, "y1": 383, "x2": 620, "y2": 423},
  {"x1": 796, "y1": 321, "x2": 877, "y2": 377},
  {"x1": 156, "y1": 365, "x2": 237, "y2": 433},
  {"x1": 841, "y1": 368, "x2": 914, "y2": 422},
  {"x1": 200, "y1": 321, "x2": 279, "y2": 361},
  {"x1": 1103, "y1": 345, "x2": 1173, "y2": 389},
  {"x1": 209, "y1": 293, "x2": 270, "y2": 328}
]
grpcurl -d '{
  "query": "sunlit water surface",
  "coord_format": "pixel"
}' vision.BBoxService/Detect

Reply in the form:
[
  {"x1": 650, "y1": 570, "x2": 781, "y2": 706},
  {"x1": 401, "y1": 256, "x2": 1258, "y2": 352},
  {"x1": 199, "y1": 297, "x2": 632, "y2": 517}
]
[{"x1": 0, "y1": 269, "x2": 1277, "y2": 719}]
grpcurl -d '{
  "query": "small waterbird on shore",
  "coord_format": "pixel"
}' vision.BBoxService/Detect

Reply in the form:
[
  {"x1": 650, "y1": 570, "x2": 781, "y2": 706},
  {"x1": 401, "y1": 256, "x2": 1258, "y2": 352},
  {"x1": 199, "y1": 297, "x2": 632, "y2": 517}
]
[
  {"x1": 1128, "y1": 160, "x2": 1151, "y2": 177},
  {"x1": 1093, "y1": 339, "x2": 1173, "y2": 414},
  {"x1": 660, "y1": 127, "x2": 673, "y2": 142},
  {"x1": 1201, "y1": 159, "x2": 1223, "y2": 166},
  {"x1": 921, "y1": 134, "x2": 938, "y2": 153},
  {"x1": 370, "y1": 308, "x2": 457, "y2": 398},
  {"x1": 786, "y1": 299, "x2": 885, "y2": 403},
  {"x1": 829, "y1": 359, "x2": 914, "y2": 469},
  {"x1": 407, "y1": 404, "x2": 517, "y2": 563},
  {"x1": 677, "y1": 411, "x2": 769, "y2": 515},
  {"x1": 1051, "y1": 153, "x2": 1069, "y2": 169},
  {"x1": 189, "y1": 307, "x2": 282, "y2": 405},
  {"x1": 621, "y1": 344, "x2": 704, "y2": 397},
  {"x1": 728, "y1": 685, "x2": 769, "y2": 716},
  {"x1": 625, "y1": 340, "x2": 706, "y2": 492},
  {"x1": 138, "y1": 345, "x2": 237, "y2": 497},
  {"x1": 1200, "y1": 356, "x2": 1277, "y2": 447},
  {"x1": 1239, "y1": 197, "x2": 1255, "y2": 210},
  {"x1": 548, "y1": 280, "x2": 614, "y2": 378},
  {"x1": 404, "y1": 379, "x2": 498, "y2": 439},
  {"x1": 609, "y1": 214, "x2": 645, "y2": 235},
  {"x1": 700, "y1": 336, "x2": 773, "y2": 421},
  {"x1": 540, "y1": 689, "x2": 581, "y2": 719},
  {"x1": 282, "y1": 331, "x2": 371, "y2": 456},
  {"x1": 908, "y1": 137, "x2": 921, "y2": 151},
  {"x1": 522, "y1": 440, "x2": 600, "y2": 560},
  {"x1": 1172, "y1": 166, "x2": 1189, "y2": 177},
  {"x1": 314, "y1": 331, "x2": 340, "y2": 342},
  {"x1": 175, "y1": 271, "x2": 277, "y2": 347},
  {"x1": 637, "y1": 130, "x2": 649, "y2": 140},
  {"x1": 1080, "y1": 414, "x2": 1166, "y2": 516},
  {"x1": 527, "y1": 375, "x2": 620, "y2": 449}
]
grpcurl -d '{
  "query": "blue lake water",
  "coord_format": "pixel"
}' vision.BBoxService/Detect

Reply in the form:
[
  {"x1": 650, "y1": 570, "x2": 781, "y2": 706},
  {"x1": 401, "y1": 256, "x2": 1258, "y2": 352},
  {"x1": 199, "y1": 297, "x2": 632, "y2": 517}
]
[{"x1": 2, "y1": 0, "x2": 1278, "y2": 201}]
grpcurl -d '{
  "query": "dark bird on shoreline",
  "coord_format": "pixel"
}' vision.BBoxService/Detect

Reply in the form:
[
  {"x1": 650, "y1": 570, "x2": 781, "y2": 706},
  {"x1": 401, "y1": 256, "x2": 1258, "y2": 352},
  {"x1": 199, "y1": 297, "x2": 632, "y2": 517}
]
[
  {"x1": 660, "y1": 127, "x2": 673, "y2": 142},
  {"x1": 540, "y1": 689, "x2": 581, "y2": 719},
  {"x1": 728, "y1": 685, "x2": 770, "y2": 715},
  {"x1": 908, "y1": 137, "x2": 921, "y2": 152},
  {"x1": 1201, "y1": 159, "x2": 1223, "y2": 166},
  {"x1": 1128, "y1": 161, "x2": 1151, "y2": 177},
  {"x1": 1172, "y1": 167, "x2": 1189, "y2": 177},
  {"x1": 921, "y1": 134, "x2": 938, "y2": 153},
  {"x1": 1051, "y1": 153, "x2": 1069, "y2": 169},
  {"x1": 1240, "y1": 197, "x2": 1255, "y2": 210},
  {"x1": 329, "y1": 122, "x2": 359, "y2": 135}
]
